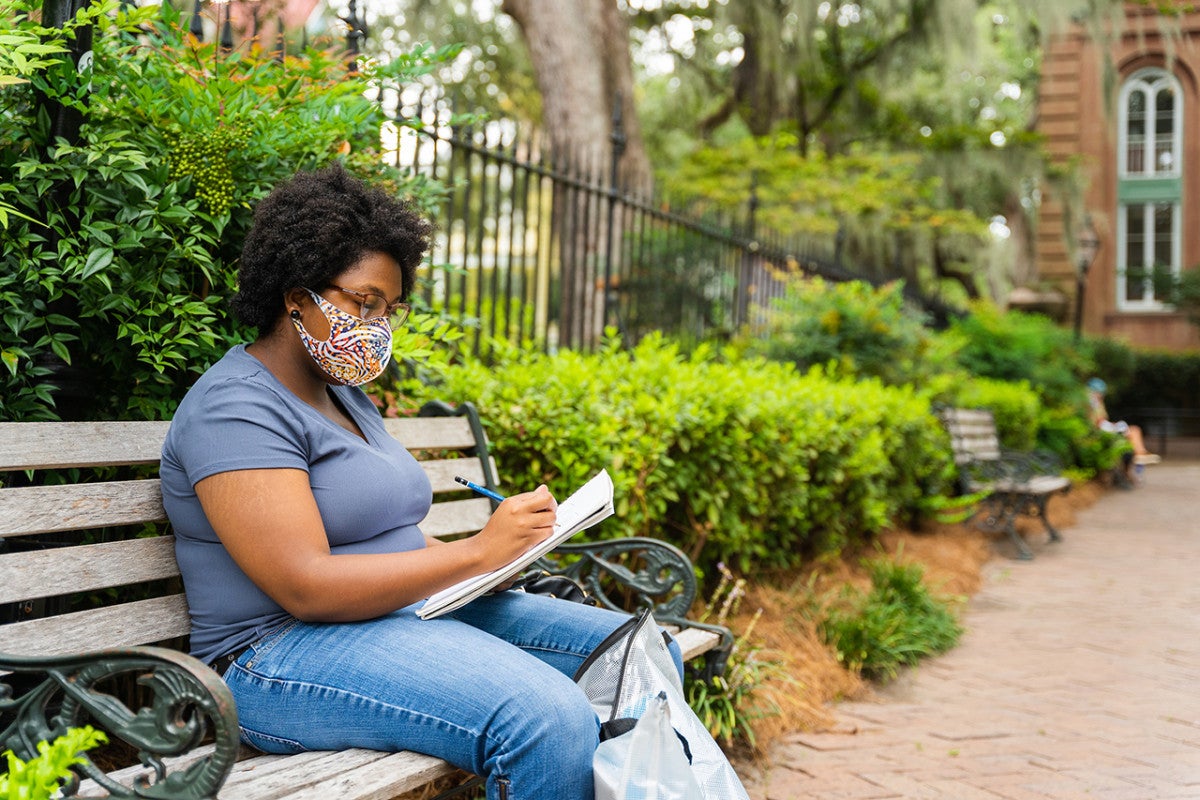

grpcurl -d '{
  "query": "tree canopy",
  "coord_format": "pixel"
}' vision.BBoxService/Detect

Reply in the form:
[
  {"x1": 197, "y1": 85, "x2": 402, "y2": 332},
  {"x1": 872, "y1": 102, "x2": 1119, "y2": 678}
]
[{"x1": 351, "y1": 0, "x2": 1182, "y2": 303}]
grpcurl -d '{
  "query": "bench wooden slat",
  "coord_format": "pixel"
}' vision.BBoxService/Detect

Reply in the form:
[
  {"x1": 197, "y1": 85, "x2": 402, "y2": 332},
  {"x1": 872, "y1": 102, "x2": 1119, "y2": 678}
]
[
  {"x1": 0, "y1": 463, "x2": 487, "y2": 538},
  {"x1": 0, "y1": 479, "x2": 165, "y2": 537},
  {"x1": 0, "y1": 535, "x2": 179, "y2": 604},
  {"x1": 940, "y1": 408, "x2": 1003, "y2": 464},
  {"x1": 0, "y1": 418, "x2": 481, "y2": 472},
  {"x1": 673, "y1": 626, "x2": 722, "y2": 663},
  {"x1": 381, "y1": 416, "x2": 479, "y2": 451},
  {"x1": 418, "y1": 497, "x2": 494, "y2": 539},
  {"x1": 422, "y1": 457, "x2": 487, "y2": 494},
  {"x1": 0, "y1": 594, "x2": 190, "y2": 655},
  {"x1": 78, "y1": 738, "x2": 459, "y2": 800},
  {"x1": 231, "y1": 751, "x2": 458, "y2": 800},
  {"x1": 0, "y1": 421, "x2": 171, "y2": 470},
  {"x1": 220, "y1": 750, "x2": 387, "y2": 799}
]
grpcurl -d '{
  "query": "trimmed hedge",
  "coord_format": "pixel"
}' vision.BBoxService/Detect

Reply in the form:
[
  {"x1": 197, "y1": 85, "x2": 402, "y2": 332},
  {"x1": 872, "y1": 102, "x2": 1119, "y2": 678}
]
[{"x1": 407, "y1": 336, "x2": 954, "y2": 574}]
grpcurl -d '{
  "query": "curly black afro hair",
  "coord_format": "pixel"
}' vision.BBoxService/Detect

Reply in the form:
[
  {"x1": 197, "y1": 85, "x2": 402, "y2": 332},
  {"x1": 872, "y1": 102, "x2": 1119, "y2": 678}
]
[{"x1": 231, "y1": 163, "x2": 433, "y2": 332}]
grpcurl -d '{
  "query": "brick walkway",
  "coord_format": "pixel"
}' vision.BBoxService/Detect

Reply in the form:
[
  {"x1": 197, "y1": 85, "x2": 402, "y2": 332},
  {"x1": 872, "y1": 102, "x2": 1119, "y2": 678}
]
[{"x1": 740, "y1": 461, "x2": 1200, "y2": 800}]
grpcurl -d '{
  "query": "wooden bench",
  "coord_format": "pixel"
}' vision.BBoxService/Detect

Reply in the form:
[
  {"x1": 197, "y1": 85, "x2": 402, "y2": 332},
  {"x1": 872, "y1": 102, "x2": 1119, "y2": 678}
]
[
  {"x1": 938, "y1": 407, "x2": 1071, "y2": 561},
  {"x1": 0, "y1": 401, "x2": 730, "y2": 800}
]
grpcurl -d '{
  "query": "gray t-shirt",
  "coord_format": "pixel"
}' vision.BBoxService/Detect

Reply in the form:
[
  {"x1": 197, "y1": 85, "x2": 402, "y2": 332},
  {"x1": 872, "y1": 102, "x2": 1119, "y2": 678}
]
[{"x1": 161, "y1": 345, "x2": 432, "y2": 664}]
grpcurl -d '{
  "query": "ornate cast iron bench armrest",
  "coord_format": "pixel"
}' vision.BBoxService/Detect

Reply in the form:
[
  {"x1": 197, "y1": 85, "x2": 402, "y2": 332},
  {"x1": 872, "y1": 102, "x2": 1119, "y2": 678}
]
[
  {"x1": 536, "y1": 537, "x2": 734, "y2": 682},
  {"x1": 0, "y1": 647, "x2": 239, "y2": 800}
]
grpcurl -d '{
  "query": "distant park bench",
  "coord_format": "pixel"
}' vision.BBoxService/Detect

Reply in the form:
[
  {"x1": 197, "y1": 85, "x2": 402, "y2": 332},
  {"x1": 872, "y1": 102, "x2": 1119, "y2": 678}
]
[
  {"x1": 0, "y1": 401, "x2": 730, "y2": 800},
  {"x1": 939, "y1": 407, "x2": 1071, "y2": 561}
]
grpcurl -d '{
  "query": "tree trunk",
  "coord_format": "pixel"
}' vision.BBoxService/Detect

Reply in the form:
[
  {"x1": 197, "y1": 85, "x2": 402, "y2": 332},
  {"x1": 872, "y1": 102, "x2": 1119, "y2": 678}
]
[
  {"x1": 501, "y1": 0, "x2": 648, "y2": 183},
  {"x1": 501, "y1": 0, "x2": 649, "y2": 346},
  {"x1": 1004, "y1": 190, "x2": 1036, "y2": 289}
]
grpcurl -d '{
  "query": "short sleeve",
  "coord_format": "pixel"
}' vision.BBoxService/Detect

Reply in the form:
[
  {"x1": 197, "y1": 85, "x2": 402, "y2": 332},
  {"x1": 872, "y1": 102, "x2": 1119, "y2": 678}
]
[{"x1": 168, "y1": 376, "x2": 311, "y2": 488}]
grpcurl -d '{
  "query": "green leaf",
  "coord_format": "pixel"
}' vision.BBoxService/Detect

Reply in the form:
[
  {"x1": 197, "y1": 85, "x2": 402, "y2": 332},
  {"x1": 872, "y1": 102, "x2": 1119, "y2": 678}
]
[
  {"x1": 80, "y1": 247, "x2": 114, "y2": 278},
  {"x1": 1, "y1": 350, "x2": 21, "y2": 376},
  {"x1": 49, "y1": 338, "x2": 72, "y2": 363}
]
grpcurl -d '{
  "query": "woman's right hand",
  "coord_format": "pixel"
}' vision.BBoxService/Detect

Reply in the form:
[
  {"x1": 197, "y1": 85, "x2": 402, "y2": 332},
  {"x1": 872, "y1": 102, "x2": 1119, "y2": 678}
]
[{"x1": 471, "y1": 485, "x2": 558, "y2": 569}]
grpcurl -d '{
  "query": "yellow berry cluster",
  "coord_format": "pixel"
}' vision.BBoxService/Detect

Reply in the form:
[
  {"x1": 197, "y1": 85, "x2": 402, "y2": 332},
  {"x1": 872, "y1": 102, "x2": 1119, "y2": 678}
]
[{"x1": 169, "y1": 122, "x2": 252, "y2": 215}]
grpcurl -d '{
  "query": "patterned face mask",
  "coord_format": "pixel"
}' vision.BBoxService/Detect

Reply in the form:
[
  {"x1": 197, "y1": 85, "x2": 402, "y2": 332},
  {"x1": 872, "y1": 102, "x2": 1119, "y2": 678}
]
[{"x1": 292, "y1": 288, "x2": 393, "y2": 386}]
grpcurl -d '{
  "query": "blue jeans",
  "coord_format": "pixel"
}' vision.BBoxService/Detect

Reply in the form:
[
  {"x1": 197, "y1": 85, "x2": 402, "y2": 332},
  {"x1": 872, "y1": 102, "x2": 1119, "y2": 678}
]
[{"x1": 223, "y1": 592, "x2": 684, "y2": 800}]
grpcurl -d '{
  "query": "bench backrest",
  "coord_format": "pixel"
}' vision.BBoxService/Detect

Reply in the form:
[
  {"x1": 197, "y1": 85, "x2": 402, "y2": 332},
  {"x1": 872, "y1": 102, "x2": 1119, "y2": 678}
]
[
  {"x1": 939, "y1": 407, "x2": 1001, "y2": 465},
  {"x1": 0, "y1": 403, "x2": 498, "y2": 657}
]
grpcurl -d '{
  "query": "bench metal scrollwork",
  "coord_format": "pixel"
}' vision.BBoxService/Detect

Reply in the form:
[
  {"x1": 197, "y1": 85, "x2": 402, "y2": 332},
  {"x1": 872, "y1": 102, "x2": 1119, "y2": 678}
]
[
  {"x1": 0, "y1": 647, "x2": 239, "y2": 800},
  {"x1": 537, "y1": 537, "x2": 735, "y2": 681}
]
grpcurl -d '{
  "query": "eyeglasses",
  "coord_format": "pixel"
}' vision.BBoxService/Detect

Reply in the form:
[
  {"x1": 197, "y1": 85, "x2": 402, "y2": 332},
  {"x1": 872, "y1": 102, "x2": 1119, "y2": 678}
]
[{"x1": 321, "y1": 285, "x2": 411, "y2": 330}]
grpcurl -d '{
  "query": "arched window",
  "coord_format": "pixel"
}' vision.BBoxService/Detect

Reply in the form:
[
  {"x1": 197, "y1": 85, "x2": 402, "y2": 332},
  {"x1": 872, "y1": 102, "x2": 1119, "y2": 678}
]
[{"x1": 1116, "y1": 68, "x2": 1183, "y2": 310}]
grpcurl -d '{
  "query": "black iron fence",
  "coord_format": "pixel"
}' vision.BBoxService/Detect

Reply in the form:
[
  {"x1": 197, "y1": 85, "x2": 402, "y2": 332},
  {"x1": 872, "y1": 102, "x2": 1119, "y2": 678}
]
[
  {"x1": 36, "y1": 1, "x2": 960, "y2": 361},
  {"x1": 383, "y1": 92, "x2": 958, "y2": 357}
]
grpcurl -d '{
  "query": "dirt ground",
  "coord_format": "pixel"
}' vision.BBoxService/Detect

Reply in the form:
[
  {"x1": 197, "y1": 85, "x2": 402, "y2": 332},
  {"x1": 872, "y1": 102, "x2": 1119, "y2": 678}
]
[{"x1": 722, "y1": 478, "x2": 1108, "y2": 765}]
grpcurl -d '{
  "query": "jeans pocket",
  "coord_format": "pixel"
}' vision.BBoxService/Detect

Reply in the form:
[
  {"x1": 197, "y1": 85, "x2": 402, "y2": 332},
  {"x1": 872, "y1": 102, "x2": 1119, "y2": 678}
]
[
  {"x1": 239, "y1": 724, "x2": 306, "y2": 755},
  {"x1": 244, "y1": 617, "x2": 301, "y2": 670}
]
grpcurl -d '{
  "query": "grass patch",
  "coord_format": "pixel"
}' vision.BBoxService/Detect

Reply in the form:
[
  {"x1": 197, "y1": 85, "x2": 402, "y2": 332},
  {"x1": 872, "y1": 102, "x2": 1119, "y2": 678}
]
[{"x1": 819, "y1": 557, "x2": 964, "y2": 682}]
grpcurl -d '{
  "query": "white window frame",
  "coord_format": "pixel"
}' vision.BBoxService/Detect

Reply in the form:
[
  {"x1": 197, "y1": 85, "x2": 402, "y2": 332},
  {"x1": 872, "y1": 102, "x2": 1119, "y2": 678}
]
[
  {"x1": 1116, "y1": 202, "x2": 1181, "y2": 312},
  {"x1": 1118, "y1": 69, "x2": 1182, "y2": 178},
  {"x1": 1116, "y1": 68, "x2": 1183, "y2": 311}
]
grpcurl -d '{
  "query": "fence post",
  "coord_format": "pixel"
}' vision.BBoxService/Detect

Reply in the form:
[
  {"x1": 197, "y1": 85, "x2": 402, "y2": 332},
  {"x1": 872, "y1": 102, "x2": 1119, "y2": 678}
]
[
  {"x1": 736, "y1": 172, "x2": 759, "y2": 328},
  {"x1": 219, "y1": 0, "x2": 233, "y2": 51},
  {"x1": 604, "y1": 93, "x2": 626, "y2": 336},
  {"x1": 39, "y1": 0, "x2": 91, "y2": 149},
  {"x1": 344, "y1": 0, "x2": 367, "y2": 73},
  {"x1": 189, "y1": 0, "x2": 204, "y2": 39}
]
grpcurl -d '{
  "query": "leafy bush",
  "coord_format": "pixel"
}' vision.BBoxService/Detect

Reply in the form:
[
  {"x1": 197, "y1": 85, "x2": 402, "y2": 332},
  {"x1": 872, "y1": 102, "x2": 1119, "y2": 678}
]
[
  {"x1": 1, "y1": 0, "x2": 457, "y2": 421},
  {"x1": 406, "y1": 335, "x2": 955, "y2": 573},
  {"x1": 944, "y1": 302, "x2": 1094, "y2": 408},
  {"x1": 1152, "y1": 265, "x2": 1200, "y2": 329},
  {"x1": 1, "y1": 726, "x2": 106, "y2": 800},
  {"x1": 1087, "y1": 336, "x2": 1138, "y2": 397},
  {"x1": 820, "y1": 558, "x2": 963, "y2": 681},
  {"x1": 685, "y1": 564, "x2": 784, "y2": 749},
  {"x1": 943, "y1": 376, "x2": 1040, "y2": 451},
  {"x1": 750, "y1": 277, "x2": 946, "y2": 386},
  {"x1": 1035, "y1": 405, "x2": 1128, "y2": 477}
]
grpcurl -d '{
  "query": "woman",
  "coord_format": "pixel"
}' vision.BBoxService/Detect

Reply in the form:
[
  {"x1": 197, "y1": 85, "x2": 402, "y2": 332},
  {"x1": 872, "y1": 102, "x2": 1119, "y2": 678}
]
[
  {"x1": 1086, "y1": 378, "x2": 1160, "y2": 466},
  {"x1": 160, "y1": 164, "x2": 676, "y2": 800}
]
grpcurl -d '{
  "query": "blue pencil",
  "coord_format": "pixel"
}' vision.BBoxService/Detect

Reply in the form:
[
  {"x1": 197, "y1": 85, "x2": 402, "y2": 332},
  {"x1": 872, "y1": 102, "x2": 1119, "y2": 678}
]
[{"x1": 454, "y1": 475, "x2": 505, "y2": 503}]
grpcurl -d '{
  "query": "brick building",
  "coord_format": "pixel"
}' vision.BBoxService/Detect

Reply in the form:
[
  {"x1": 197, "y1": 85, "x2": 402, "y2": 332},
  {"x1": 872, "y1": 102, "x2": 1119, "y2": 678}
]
[{"x1": 1036, "y1": 6, "x2": 1200, "y2": 351}]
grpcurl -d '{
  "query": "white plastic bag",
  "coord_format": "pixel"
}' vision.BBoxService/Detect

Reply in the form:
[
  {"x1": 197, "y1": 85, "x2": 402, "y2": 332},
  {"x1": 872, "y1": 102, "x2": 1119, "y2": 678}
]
[
  {"x1": 592, "y1": 692, "x2": 704, "y2": 800},
  {"x1": 575, "y1": 609, "x2": 751, "y2": 800}
]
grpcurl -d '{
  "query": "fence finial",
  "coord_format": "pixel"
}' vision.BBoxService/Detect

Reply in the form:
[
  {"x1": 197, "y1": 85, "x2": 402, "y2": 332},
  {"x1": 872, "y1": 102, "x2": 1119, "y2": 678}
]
[{"x1": 189, "y1": 0, "x2": 204, "y2": 40}]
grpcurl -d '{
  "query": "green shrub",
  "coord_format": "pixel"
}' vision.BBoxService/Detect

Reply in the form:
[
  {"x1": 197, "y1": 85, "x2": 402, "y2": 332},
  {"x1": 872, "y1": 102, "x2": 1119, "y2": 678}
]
[
  {"x1": 944, "y1": 376, "x2": 1041, "y2": 451},
  {"x1": 1, "y1": 0, "x2": 456, "y2": 421},
  {"x1": 1087, "y1": 336, "x2": 1138, "y2": 397},
  {"x1": 820, "y1": 558, "x2": 963, "y2": 682},
  {"x1": 1, "y1": 726, "x2": 107, "y2": 800},
  {"x1": 1035, "y1": 405, "x2": 1128, "y2": 477},
  {"x1": 685, "y1": 564, "x2": 785, "y2": 749},
  {"x1": 750, "y1": 277, "x2": 946, "y2": 386},
  {"x1": 407, "y1": 335, "x2": 955, "y2": 573},
  {"x1": 945, "y1": 302, "x2": 1094, "y2": 408}
]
